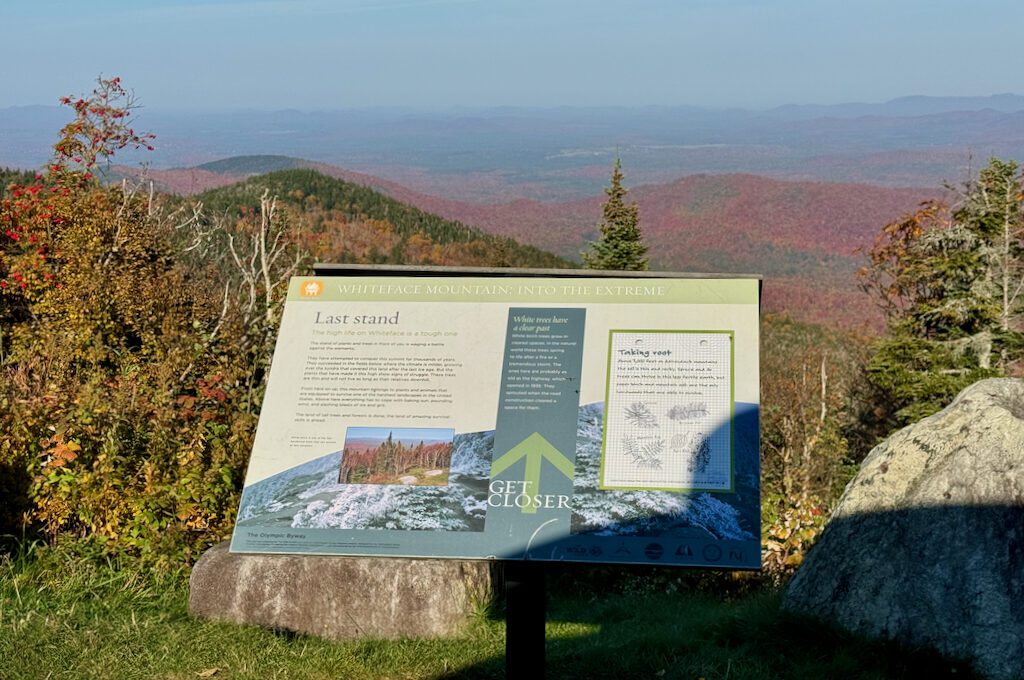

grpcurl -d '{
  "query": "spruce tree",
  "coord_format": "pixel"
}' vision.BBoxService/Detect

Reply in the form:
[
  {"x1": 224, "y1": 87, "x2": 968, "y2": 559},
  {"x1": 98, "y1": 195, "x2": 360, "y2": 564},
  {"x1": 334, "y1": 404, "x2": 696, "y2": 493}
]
[{"x1": 582, "y1": 158, "x2": 649, "y2": 271}]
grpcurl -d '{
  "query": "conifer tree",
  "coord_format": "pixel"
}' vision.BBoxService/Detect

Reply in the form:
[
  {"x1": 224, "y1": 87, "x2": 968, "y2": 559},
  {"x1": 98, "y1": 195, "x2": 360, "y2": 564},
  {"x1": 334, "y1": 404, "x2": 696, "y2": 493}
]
[
  {"x1": 582, "y1": 158, "x2": 649, "y2": 271},
  {"x1": 861, "y1": 157, "x2": 1024, "y2": 428}
]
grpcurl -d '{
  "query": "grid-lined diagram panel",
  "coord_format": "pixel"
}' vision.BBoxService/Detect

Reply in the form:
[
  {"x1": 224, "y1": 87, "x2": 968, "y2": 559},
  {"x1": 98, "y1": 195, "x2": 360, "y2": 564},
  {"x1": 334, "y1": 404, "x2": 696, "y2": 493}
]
[{"x1": 600, "y1": 330, "x2": 733, "y2": 491}]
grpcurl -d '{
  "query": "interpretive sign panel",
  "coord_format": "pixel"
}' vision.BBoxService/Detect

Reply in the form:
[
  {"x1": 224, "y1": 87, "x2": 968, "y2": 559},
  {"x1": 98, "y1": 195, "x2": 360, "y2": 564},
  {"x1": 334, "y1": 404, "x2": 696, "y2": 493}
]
[{"x1": 230, "y1": 271, "x2": 761, "y2": 568}]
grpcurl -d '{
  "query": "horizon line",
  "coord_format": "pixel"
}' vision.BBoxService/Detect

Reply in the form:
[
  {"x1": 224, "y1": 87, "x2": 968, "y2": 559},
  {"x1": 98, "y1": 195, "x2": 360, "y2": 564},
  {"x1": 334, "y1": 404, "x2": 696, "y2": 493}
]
[{"x1": 2, "y1": 92, "x2": 1023, "y2": 115}]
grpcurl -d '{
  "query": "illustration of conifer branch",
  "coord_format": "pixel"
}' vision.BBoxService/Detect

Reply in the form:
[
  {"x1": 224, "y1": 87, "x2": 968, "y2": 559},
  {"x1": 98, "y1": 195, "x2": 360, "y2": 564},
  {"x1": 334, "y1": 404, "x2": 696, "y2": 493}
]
[
  {"x1": 624, "y1": 402, "x2": 658, "y2": 428},
  {"x1": 687, "y1": 434, "x2": 711, "y2": 474},
  {"x1": 670, "y1": 432, "x2": 693, "y2": 454},
  {"x1": 623, "y1": 436, "x2": 663, "y2": 469},
  {"x1": 666, "y1": 402, "x2": 708, "y2": 421}
]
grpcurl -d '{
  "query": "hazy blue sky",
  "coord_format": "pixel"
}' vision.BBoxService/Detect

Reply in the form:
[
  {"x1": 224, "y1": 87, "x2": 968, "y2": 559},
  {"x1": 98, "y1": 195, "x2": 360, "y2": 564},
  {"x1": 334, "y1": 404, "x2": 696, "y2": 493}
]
[{"x1": 2, "y1": 0, "x2": 1021, "y2": 110}]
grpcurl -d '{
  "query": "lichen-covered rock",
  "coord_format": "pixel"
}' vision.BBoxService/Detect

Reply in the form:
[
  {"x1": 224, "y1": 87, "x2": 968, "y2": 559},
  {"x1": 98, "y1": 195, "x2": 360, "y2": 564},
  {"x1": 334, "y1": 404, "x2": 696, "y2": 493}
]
[
  {"x1": 189, "y1": 542, "x2": 496, "y2": 639},
  {"x1": 784, "y1": 378, "x2": 1024, "y2": 680}
]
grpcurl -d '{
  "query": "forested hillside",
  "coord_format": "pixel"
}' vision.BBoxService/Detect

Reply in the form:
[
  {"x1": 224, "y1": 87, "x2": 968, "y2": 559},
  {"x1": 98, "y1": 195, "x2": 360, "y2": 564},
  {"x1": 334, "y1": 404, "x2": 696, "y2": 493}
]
[
  {"x1": 418, "y1": 173, "x2": 942, "y2": 328},
  {"x1": 127, "y1": 157, "x2": 943, "y2": 328},
  {"x1": 194, "y1": 168, "x2": 570, "y2": 269}
]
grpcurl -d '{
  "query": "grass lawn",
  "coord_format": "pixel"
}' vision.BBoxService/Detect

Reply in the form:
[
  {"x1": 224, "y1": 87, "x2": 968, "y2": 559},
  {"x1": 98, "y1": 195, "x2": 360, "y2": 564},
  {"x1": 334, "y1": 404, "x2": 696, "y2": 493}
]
[{"x1": 0, "y1": 547, "x2": 979, "y2": 680}]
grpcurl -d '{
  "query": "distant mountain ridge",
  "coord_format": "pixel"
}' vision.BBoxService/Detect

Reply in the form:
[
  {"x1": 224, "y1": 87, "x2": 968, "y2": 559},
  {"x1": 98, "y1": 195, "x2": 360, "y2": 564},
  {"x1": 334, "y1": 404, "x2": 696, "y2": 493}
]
[
  {"x1": 769, "y1": 94, "x2": 1024, "y2": 120},
  {"x1": 5, "y1": 96, "x2": 1022, "y2": 195}
]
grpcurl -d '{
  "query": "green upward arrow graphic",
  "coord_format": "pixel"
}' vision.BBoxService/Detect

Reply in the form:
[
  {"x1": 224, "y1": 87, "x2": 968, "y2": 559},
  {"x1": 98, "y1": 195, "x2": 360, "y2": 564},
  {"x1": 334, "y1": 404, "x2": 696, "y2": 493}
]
[{"x1": 490, "y1": 432, "x2": 575, "y2": 514}]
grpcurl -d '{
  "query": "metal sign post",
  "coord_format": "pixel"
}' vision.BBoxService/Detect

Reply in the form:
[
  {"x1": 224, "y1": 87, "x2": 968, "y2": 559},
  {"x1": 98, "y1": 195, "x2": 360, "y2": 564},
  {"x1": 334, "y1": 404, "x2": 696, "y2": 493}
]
[{"x1": 504, "y1": 560, "x2": 547, "y2": 678}]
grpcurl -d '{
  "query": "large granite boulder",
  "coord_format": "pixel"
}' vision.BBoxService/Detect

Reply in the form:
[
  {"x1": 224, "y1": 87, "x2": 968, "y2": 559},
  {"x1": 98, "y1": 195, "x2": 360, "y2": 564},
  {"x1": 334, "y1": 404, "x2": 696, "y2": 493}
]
[
  {"x1": 190, "y1": 541, "x2": 497, "y2": 639},
  {"x1": 784, "y1": 378, "x2": 1024, "y2": 680}
]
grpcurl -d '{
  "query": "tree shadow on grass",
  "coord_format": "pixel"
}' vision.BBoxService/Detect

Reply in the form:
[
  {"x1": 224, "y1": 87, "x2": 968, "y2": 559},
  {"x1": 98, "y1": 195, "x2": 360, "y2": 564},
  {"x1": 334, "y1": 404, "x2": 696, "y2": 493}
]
[
  {"x1": 437, "y1": 502, "x2": 1021, "y2": 680},
  {"x1": 439, "y1": 567, "x2": 982, "y2": 679}
]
